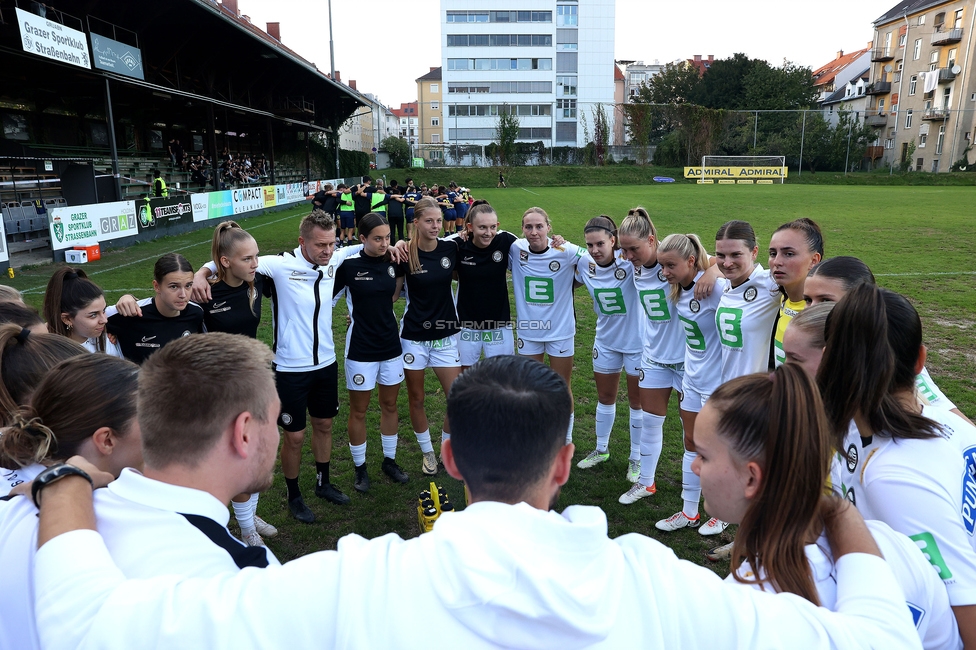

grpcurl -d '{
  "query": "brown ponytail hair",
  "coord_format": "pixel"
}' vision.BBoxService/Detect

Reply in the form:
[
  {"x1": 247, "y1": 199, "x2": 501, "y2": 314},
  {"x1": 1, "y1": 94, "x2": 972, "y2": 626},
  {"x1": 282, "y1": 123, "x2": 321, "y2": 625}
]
[
  {"x1": 409, "y1": 197, "x2": 442, "y2": 274},
  {"x1": 43, "y1": 267, "x2": 107, "y2": 351},
  {"x1": 0, "y1": 324, "x2": 86, "y2": 426},
  {"x1": 0, "y1": 354, "x2": 139, "y2": 469},
  {"x1": 211, "y1": 221, "x2": 257, "y2": 314},
  {"x1": 657, "y1": 233, "x2": 710, "y2": 301},
  {"x1": 583, "y1": 215, "x2": 618, "y2": 251},
  {"x1": 710, "y1": 365, "x2": 835, "y2": 605}
]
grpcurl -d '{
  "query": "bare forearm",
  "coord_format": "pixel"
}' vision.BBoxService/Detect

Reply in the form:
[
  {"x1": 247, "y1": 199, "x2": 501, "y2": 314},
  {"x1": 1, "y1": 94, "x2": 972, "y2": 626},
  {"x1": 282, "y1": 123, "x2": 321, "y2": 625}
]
[{"x1": 38, "y1": 476, "x2": 96, "y2": 548}]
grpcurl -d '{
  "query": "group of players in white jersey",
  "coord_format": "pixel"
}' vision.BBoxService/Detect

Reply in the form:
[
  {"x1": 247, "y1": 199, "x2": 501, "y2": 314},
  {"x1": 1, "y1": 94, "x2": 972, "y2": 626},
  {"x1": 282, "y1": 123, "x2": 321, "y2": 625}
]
[{"x1": 1, "y1": 192, "x2": 973, "y2": 650}]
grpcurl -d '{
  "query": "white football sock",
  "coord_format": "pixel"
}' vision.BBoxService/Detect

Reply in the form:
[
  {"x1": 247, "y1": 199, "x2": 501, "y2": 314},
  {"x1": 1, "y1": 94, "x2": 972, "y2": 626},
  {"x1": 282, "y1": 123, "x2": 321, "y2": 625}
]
[
  {"x1": 566, "y1": 412, "x2": 575, "y2": 444},
  {"x1": 350, "y1": 442, "x2": 367, "y2": 466},
  {"x1": 232, "y1": 496, "x2": 255, "y2": 535},
  {"x1": 381, "y1": 433, "x2": 398, "y2": 460},
  {"x1": 628, "y1": 408, "x2": 642, "y2": 462},
  {"x1": 415, "y1": 429, "x2": 434, "y2": 454},
  {"x1": 681, "y1": 449, "x2": 701, "y2": 519},
  {"x1": 639, "y1": 412, "x2": 665, "y2": 487},
  {"x1": 594, "y1": 402, "x2": 616, "y2": 452}
]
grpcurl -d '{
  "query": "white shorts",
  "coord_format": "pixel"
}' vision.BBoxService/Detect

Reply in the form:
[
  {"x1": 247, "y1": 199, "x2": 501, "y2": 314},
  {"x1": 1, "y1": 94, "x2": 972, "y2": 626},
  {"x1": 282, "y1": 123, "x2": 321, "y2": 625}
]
[
  {"x1": 459, "y1": 327, "x2": 515, "y2": 366},
  {"x1": 345, "y1": 357, "x2": 404, "y2": 391},
  {"x1": 401, "y1": 334, "x2": 461, "y2": 370},
  {"x1": 517, "y1": 336, "x2": 575, "y2": 358},
  {"x1": 592, "y1": 340, "x2": 642, "y2": 376},
  {"x1": 679, "y1": 384, "x2": 710, "y2": 414},
  {"x1": 639, "y1": 359, "x2": 685, "y2": 391}
]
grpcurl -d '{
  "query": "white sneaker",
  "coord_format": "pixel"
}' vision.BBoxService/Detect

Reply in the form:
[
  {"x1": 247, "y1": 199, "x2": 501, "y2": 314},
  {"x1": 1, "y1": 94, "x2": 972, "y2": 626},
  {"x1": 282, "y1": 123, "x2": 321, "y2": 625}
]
[
  {"x1": 253, "y1": 516, "x2": 278, "y2": 538},
  {"x1": 422, "y1": 451, "x2": 438, "y2": 476},
  {"x1": 242, "y1": 530, "x2": 266, "y2": 547},
  {"x1": 655, "y1": 511, "x2": 701, "y2": 532},
  {"x1": 699, "y1": 518, "x2": 730, "y2": 536},
  {"x1": 577, "y1": 449, "x2": 610, "y2": 469},
  {"x1": 618, "y1": 482, "x2": 656, "y2": 504},
  {"x1": 706, "y1": 541, "x2": 734, "y2": 562},
  {"x1": 626, "y1": 459, "x2": 641, "y2": 483}
]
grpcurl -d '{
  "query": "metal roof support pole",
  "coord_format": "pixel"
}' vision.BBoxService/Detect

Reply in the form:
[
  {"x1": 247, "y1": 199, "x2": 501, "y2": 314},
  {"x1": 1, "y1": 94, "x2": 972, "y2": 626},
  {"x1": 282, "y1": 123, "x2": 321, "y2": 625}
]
[
  {"x1": 208, "y1": 103, "x2": 220, "y2": 191},
  {"x1": 104, "y1": 78, "x2": 122, "y2": 202},
  {"x1": 305, "y1": 129, "x2": 311, "y2": 182},
  {"x1": 267, "y1": 118, "x2": 276, "y2": 184}
]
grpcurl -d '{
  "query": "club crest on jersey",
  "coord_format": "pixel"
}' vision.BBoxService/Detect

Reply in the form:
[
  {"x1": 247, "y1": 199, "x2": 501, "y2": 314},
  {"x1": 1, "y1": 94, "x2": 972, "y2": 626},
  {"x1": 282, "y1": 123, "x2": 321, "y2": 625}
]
[
  {"x1": 403, "y1": 353, "x2": 415, "y2": 364},
  {"x1": 689, "y1": 299, "x2": 700, "y2": 313},
  {"x1": 516, "y1": 338, "x2": 524, "y2": 349},
  {"x1": 846, "y1": 443, "x2": 859, "y2": 473},
  {"x1": 519, "y1": 250, "x2": 529, "y2": 263},
  {"x1": 492, "y1": 250, "x2": 503, "y2": 263},
  {"x1": 440, "y1": 257, "x2": 451, "y2": 269},
  {"x1": 328, "y1": 266, "x2": 334, "y2": 278},
  {"x1": 549, "y1": 261, "x2": 560, "y2": 272},
  {"x1": 614, "y1": 268, "x2": 626, "y2": 281},
  {"x1": 353, "y1": 374, "x2": 365, "y2": 386},
  {"x1": 387, "y1": 266, "x2": 395, "y2": 278},
  {"x1": 657, "y1": 269, "x2": 666, "y2": 282},
  {"x1": 588, "y1": 262, "x2": 596, "y2": 277},
  {"x1": 592, "y1": 348, "x2": 599, "y2": 359},
  {"x1": 281, "y1": 413, "x2": 293, "y2": 426},
  {"x1": 639, "y1": 369, "x2": 645, "y2": 381},
  {"x1": 181, "y1": 330, "x2": 191, "y2": 337},
  {"x1": 744, "y1": 286, "x2": 758, "y2": 302}
]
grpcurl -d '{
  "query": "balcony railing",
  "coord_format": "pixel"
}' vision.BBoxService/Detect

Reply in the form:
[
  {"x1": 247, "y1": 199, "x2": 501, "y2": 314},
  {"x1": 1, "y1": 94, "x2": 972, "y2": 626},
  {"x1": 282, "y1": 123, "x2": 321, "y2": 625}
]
[
  {"x1": 865, "y1": 81, "x2": 892, "y2": 95},
  {"x1": 871, "y1": 48, "x2": 895, "y2": 62},
  {"x1": 866, "y1": 145, "x2": 884, "y2": 159},
  {"x1": 923, "y1": 108, "x2": 949, "y2": 121},
  {"x1": 865, "y1": 113, "x2": 888, "y2": 127},
  {"x1": 931, "y1": 28, "x2": 963, "y2": 45},
  {"x1": 938, "y1": 66, "x2": 957, "y2": 82}
]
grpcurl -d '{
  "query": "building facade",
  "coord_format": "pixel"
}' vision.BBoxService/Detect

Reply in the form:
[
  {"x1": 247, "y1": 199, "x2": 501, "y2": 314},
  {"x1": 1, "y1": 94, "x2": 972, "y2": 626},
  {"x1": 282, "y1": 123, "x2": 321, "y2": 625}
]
[
  {"x1": 439, "y1": 0, "x2": 616, "y2": 147},
  {"x1": 393, "y1": 102, "x2": 419, "y2": 145},
  {"x1": 417, "y1": 67, "x2": 445, "y2": 145},
  {"x1": 868, "y1": 0, "x2": 976, "y2": 171}
]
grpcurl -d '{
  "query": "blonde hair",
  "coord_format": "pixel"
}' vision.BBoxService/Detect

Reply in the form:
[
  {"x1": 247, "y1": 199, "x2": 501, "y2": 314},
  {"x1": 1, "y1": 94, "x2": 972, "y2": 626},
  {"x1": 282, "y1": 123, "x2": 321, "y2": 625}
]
[
  {"x1": 658, "y1": 233, "x2": 709, "y2": 301},
  {"x1": 299, "y1": 209, "x2": 335, "y2": 240},
  {"x1": 409, "y1": 197, "x2": 442, "y2": 274},
  {"x1": 0, "y1": 285, "x2": 23, "y2": 304},
  {"x1": 788, "y1": 303, "x2": 833, "y2": 351},
  {"x1": 521, "y1": 206, "x2": 551, "y2": 227},
  {"x1": 211, "y1": 221, "x2": 257, "y2": 315},
  {"x1": 618, "y1": 206, "x2": 657, "y2": 240}
]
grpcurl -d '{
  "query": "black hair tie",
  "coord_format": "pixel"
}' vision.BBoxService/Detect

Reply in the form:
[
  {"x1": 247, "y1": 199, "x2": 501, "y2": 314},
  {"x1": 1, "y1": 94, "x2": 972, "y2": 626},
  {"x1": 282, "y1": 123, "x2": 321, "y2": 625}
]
[{"x1": 15, "y1": 328, "x2": 30, "y2": 343}]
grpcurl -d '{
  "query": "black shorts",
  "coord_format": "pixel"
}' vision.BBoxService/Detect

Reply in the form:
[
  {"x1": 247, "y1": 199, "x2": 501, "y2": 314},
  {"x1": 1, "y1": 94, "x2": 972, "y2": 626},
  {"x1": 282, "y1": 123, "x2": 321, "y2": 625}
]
[{"x1": 275, "y1": 362, "x2": 339, "y2": 431}]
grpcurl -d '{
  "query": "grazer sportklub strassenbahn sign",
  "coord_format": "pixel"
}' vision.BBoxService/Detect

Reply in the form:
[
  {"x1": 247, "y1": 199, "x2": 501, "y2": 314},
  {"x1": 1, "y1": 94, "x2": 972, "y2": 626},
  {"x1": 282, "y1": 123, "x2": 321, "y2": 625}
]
[{"x1": 16, "y1": 8, "x2": 90, "y2": 70}]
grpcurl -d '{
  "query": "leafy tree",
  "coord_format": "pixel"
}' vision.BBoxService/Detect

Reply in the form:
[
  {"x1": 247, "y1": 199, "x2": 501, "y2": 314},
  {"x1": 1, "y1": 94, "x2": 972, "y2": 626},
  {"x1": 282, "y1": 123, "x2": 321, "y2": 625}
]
[
  {"x1": 590, "y1": 103, "x2": 611, "y2": 166},
  {"x1": 380, "y1": 136, "x2": 411, "y2": 169},
  {"x1": 630, "y1": 61, "x2": 702, "y2": 139},
  {"x1": 785, "y1": 108, "x2": 875, "y2": 172},
  {"x1": 691, "y1": 53, "x2": 760, "y2": 110},
  {"x1": 494, "y1": 107, "x2": 521, "y2": 168}
]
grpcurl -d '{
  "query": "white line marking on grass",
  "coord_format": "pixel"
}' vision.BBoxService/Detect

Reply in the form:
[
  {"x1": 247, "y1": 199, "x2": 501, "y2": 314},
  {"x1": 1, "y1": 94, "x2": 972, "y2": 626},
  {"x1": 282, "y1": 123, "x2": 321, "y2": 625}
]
[
  {"x1": 20, "y1": 212, "x2": 301, "y2": 294},
  {"x1": 520, "y1": 187, "x2": 540, "y2": 196},
  {"x1": 875, "y1": 271, "x2": 976, "y2": 278}
]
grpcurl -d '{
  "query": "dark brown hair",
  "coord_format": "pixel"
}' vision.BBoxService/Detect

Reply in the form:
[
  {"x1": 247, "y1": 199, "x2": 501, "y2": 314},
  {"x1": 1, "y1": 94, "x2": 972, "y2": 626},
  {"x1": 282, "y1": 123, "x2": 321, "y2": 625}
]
[
  {"x1": 0, "y1": 324, "x2": 86, "y2": 424},
  {"x1": 0, "y1": 302, "x2": 43, "y2": 329},
  {"x1": 773, "y1": 218, "x2": 824, "y2": 257},
  {"x1": 583, "y1": 215, "x2": 618, "y2": 251},
  {"x1": 716, "y1": 220, "x2": 757, "y2": 250},
  {"x1": 43, "y1": 267, "x2": 107, "y2": 350},
  {"x1": 153, "y1": 253, "x2": 193, "y2": 283}
]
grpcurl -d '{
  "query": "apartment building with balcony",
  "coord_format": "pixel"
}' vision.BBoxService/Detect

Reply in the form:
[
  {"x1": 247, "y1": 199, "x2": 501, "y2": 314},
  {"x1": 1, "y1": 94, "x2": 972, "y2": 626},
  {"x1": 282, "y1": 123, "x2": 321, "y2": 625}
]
[
  {"x1": 812, "y1": 46, "x2": 872, "y2": 103},
  {"x1": 867, "y1": 0, "x2": 976, "y2": 172},
  {"x1": 393, "y1": 102, "x2": 419, "y2": 145},
  {"x1": 440, "y1": 0, "x2": 616, "y2": 147}
]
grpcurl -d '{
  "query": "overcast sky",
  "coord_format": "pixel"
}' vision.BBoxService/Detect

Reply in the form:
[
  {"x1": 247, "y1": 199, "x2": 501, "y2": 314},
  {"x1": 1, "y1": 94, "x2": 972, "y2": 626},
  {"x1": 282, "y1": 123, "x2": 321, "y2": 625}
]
[{"x1": 241, "y1": 0, "x2": 890, "y2": 108}]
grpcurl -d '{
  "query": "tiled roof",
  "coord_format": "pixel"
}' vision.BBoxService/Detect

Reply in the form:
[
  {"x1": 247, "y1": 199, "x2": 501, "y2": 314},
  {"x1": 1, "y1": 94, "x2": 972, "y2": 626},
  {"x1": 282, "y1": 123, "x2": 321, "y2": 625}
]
[{"x1": 416, "y1": 67, "x2": 442, "y2": 82}]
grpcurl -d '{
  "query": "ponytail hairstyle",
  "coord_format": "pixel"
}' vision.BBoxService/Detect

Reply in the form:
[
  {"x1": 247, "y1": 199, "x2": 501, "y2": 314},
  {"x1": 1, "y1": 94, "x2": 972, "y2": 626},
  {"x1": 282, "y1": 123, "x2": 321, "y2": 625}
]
[
  {"x1": 807, "y1": 255, "x2": 876, "y2": 287},
  {"x1": 787, "y1": 302, "x2": 833, "y2": 352},
  {"x1": 772, "y1": 218, "x2": 824, "y2": 297},
  {"x1": 465, "y1": 201, "x2": 495, "y2": 228},
  {"x1": 43, "y1": 267, "x2": 107, "y2": 350},
  {"x1": 358, "y1": 212, "x2": 392, "y2": 262},
  {"x1": 153, "y1": 253, "x2": 194, "y2": 284},
  {"x1": 211, "y1": 221, "x2": 257, "y2": 314},
  {"x1": 618, "y1": 206, "x2": 658, "y2": 240},
  {"x1": 817, "y1": 283, "x2": 941, "y2": 447},
  {"x1": 583, "y1": 215, "x2": 618, "y2": 251},
  {"x1": 711, "y1": 365, "x2": 836, "y2": 606},
  {"x1": 0, "y1": 324, "x2": 86, "y2": 424},
  {"x1": 0, "y1": 354, "x2": 139, "y2": 470},
  {"x1": 409, "y1": 197, "x2": 443, "y2": 274},
  {"x1": 657, "y1": 233, "x2": 710, "y2": 301},
  {"x1": 715, "y1": 220, "x2": 758, "y2": 251},
  {"x1": 0, "y1": 302, "x2": 43, "y2": 330}
]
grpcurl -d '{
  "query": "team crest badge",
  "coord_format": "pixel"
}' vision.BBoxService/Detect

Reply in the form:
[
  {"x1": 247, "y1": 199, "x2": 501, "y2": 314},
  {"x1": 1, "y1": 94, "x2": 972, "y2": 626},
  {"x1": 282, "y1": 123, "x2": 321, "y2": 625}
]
[
  {"x1": 519, "y1": 250, "x2": 529, "y2": 262},
  {"x1": 588, "y1": 262, "x2": 596, "y2": 277},
  {"x1": 549, "y1": 261, "x2": 560, "y2": 272},
  {"x1": 614, "y1": 268, "x2": 626, "y2": 281},
  {"x1": 181, "y1": 330, "x2": 191, "y2": 337},
  {"x1": 638, "y1": 369, "x2": 645, "y2": 381},
  {"x1": 403, "y1": 353, "x2": 415, "y2": 364},
  {"x1": 846, "y1": 444, "x2": 858, "y2": 473},
  {"x1": 744, "y1": 286, "x2": 758, "y2": 302},
  {"x1": 281, "y1": 413, "x2": 293, "y2": 426},
  {"x1": 492, "y1": 250, "x2": 503, "y2": 263},
  {"x1": 353, "y1": 374, "x2": 365, "y2": 386},
  {"x1": 516, "y1": 338, "x2": 524, "y2": 349},
  {"x1": 440, "y1": 257, "x2": 451, "y2": 269},
  {"x1": 592, "y1": 348, "x2": 599, "y2": 359},
  {"x1": 52, "y1": 216, "x2": 65, "y2": 243},
  {"x1": 328, "y1": 266, "x2": 334, "y2": 278},
  {"x1": 657, "y1": 269, "x2": 666, "y2": 282},
  {"x1": 387, "y1": 266, "x2": 395, "y2": 278},
  {"x1": 689, "y1": 299, "x2": 700, "y2": 313}
]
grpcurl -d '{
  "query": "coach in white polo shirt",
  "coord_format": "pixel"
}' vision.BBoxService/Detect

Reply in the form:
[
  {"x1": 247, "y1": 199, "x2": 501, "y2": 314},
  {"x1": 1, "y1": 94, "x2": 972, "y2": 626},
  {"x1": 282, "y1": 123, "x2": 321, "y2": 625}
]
[
  {"x1": 0, "y1": 333, "x2": 280, "y2": 650},
  {"x1": 33, "y1": 356, "x2": 919, "y2": 650}
]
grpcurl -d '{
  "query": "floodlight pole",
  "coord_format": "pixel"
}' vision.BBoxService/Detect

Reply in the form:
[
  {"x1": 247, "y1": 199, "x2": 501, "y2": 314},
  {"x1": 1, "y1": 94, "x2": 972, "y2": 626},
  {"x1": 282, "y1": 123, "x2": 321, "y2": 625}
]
[
  {"x1": 329, "y1": 0, "x2": 340, "y2": 178},
  {"x1": 798, "y1": 110, "x2": 806, "y2": 176}
]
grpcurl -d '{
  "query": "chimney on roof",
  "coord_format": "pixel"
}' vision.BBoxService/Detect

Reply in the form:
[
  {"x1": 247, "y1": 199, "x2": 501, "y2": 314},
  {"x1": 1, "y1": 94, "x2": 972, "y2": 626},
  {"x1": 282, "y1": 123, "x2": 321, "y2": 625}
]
[
  {"x1": 837, "y1": 50, "x2": 844, "y2": 59},
  {"x1": 242, "y1": 15, "x2": 251, "y2": 23},
  {"x1": 694, "y1": 55, "x2": 702, "y2": 62},
  {"x1": 222, "y1": 0, "x2": 238, "y2": 15},
  {"x1": 267, "y1": 22, "x2": 280, "y2": 41},
  {"x1": 430, "y1": 67, "x2": 437, "y2": 72},
  {"x1": 334, "y1": 70, "x2": 340, "y2": 82},
  {"x1": 350, "y1": 80, "x2": 357, "y2": 90}
]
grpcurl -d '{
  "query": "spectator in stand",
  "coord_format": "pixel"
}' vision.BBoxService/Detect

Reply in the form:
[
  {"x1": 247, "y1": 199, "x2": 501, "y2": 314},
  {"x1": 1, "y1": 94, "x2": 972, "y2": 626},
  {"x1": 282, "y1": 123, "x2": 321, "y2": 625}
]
[{"x1": 152, "y1": 170, "x2": 168, "y2": 198}]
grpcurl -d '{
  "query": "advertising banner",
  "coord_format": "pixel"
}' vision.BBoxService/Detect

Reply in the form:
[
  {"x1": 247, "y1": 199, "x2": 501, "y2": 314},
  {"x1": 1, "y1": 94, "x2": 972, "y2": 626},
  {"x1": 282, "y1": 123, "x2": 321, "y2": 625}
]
[
  {"x1": 16, "y1": 8, "x2": 91, "y2": 70},
  {"x1": 284, "y1": 182, "x2": 305, "y2": 203},
  {"x1": 137, "y1": 196, "x2": 193, "y2": 233},
  {"x1": 683, "y1": 166, "x2": 788, "y2": 179},
  {"x1": 49, "y1": 201, "x2": 136, "y2": 250},
  {"x1": 232, "y1": 187, "x2": 264, "y2": 214},
  {"x1": 262, "y1": 186, "x2": 277, "y2": 208},
  {"x1": 191, "y1": 191, "x2": 232, "y2": 223},
  {"x1": 0, "y1": 218, "x2": 8, "y2": 264},
  {"x1": 90, "y1": 32, "x2": 144, "y2": 80}
]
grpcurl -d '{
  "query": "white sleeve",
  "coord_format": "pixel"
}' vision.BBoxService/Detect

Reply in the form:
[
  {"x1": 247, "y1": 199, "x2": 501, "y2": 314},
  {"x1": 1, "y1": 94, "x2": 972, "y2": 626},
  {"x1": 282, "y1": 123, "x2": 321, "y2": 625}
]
[
  {"x1": 330, "y1": 243, "x2": 362, "y2": 269},
  {"x1": 916, "y1": 366, "x2": 957, "y2": 411},
  {"x1": 203, "y1": 260, "x2": 217, "y2": 276}
]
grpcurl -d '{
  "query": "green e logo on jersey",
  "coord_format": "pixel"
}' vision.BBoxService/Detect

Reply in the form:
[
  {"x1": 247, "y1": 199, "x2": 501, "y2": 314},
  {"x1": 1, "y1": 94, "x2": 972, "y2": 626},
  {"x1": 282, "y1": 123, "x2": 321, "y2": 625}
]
[
  {"x1": 916, "y1": 376, "x2": 939, "y2": 404},
  {"x1": 716, "y1": 307, "x2": 744, "y2": 348},
  {"x1": 910, "y1": 532, "x2": 953, "y2": 580},
  {"x1": 594, "y1": 288, "x2": 626, "y2": 316},
  {"x1": 639, "y1": 289, "x2": 670, "y2": 321},
  {"x1": 525, "y1": 277, "x2": 554, "y2": 303},
  {"x1": 678, "y1": 316, "x2": 706, "y2": 351}
]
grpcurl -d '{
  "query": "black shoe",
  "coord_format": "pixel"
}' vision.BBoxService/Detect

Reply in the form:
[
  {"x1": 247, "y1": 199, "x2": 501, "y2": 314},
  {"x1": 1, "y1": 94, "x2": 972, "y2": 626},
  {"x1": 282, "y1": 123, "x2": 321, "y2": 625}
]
[
  {"x1": 354, "y1": 464, "x2": 371, "y2": 493},
  {"x1": 315, "y1": 482, "x2": 351, "y2": 505},
  {"x1": 287, "y1": 496, "x2": 315, "y2": 524},
  {"x1": 382, "y1": 457, "x2": 409, "y2": 484}
]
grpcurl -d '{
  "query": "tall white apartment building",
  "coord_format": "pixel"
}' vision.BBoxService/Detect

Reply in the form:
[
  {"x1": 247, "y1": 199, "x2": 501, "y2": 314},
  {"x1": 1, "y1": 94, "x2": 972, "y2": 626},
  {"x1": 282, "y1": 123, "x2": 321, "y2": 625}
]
[{"x1": 440, "y1": 0, "x2": 615, "y2": 147}]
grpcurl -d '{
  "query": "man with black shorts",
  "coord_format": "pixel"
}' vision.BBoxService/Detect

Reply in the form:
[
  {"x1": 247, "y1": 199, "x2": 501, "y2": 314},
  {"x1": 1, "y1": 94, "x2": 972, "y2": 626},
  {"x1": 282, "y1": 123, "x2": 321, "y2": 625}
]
[{"x1": 192, "y1": 210, "x2": 355, "y2": 523}]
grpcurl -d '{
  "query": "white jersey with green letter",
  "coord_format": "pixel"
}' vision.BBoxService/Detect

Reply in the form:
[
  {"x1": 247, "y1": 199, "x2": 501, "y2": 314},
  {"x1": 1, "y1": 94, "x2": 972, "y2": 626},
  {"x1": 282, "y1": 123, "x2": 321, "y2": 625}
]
[
  {"x1": 917, "y1": 366, "x2": 958, "y2": 411},
  {"x1": 830, "y1": 423, "x2": 976, "y2": 608},
  {"x1": 633, "y1": 261, "x2": 685, "y2": 365},
  {"x1": 674, "y1": 271, "x2": 727, "y2": 395},
  {"x1": 510, "y1": 239, "x2": 583, "y2": 342},
  {"x1": 575, "y1": 250, "x2": 641, "y2": 353},
  {"x1": 716, "y1": 265, "x2": 780, "y2": 383}
]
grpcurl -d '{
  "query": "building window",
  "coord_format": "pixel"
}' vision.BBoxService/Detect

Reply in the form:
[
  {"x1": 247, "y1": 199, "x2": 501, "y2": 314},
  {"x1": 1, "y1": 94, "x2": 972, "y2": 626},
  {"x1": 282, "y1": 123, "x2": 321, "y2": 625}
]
[
  {"x1": 919, "y1": 133, "x2": 927, "y2": 147},
  {"x1": 446, "y1": 34, "x2": 552, "y2": 47},
  {"x1": 555, "y1": 121, "x2": 577, "y2": 142},
  {"x1": 918, "y1": 14, "x2": 925, "y2": 25},
  {"x1": 447, "y1": 10, "x2": 552, "y2": 23},
  {"x1": 932, "y1": 158, "x2": 939, "y2": 172},
  {"x1": 937, "y1": 124, "x2": 946, "y2": 153},
  {"x1": 885, "y1": 138, "x2": 894, "y2": 149},
  {"x1": 878, "y1": 98, "x2": 886, "y2": 111},
  {"x1": 431, "y1": 118, "x2": 440, "y2": 126},
  {"x1": 430, "y1": 84, "x2": 438, "y2": 93},
  {"x1": 556, "y1": 52, "x2": 578, "y2": 73},
  {"x1": 448, "y1": 81, "x2": 553, "y2": 94},
  {"x1": 943, "y1": 87, "x2": 951, "y2": 108},
  {"x1": 935, "y1": 12, "x2": 946, "y2": 28},
  {"x1": 905, "y1": 109, "x2": 913, "y2": 129},
  {"x1": 557, "y1": 76, "x2": 577, "y2": 96},
  {"x1": 909, "y1": 75, "x2": 917, "y2": 95},
  {"x1": 916, "y1": 157, "x2": 924, "y2": 171},
  {"x1": 948, "y1": 48, "x2": 957, "y2": 68},
  {"x1": 556, "y1": 5, "x2": 578, "y2": 26},
  {"x1": 899, "y1": 34, "x2": 907, "y2": 47},
  {"x1": 913, "y1": 39, "x2": 922, "y2": 60},
  {"x1": 557, "y1": 99, "x2": 577, "y2": 118},
  {"x1": 431, "y1": 134, "x2": 440, "y2": 143},
  {"x1": 955, "y1": 9, "x2": 964, "y2": 29},
  {"x1": 431, "y1": 101, "x2": 439, "y2": 110}
]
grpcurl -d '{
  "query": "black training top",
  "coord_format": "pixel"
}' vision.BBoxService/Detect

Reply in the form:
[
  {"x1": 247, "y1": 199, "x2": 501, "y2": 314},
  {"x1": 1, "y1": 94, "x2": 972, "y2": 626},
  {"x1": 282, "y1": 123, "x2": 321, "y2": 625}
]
[
  {"x1": 397, "y1": 240, "x2": 460, "y2": 341},
  {"x1": 455, "y1": 231, "x2": 516, "y2": 329},
  {"x1": 202, "y1": 275, "x2": 265, "y2": 338},
  {"x1": 107, "y1": 298, "x2": 205, "y2": 364},
  {"x1": 333, "y1": 251, "x2": 403, "y2": 362}
]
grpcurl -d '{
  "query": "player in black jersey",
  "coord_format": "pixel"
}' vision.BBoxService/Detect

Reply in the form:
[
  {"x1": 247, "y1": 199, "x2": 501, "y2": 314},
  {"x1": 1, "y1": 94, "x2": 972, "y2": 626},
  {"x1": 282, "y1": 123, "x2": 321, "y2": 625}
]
[
  {"x1": 399, "y1": 198, "x2": 462, "y2": 475},
  {"x1": 333, "y1": 213, "x2": 408, "y2": 491},
  {"x1": 107, "y1": 254, "x2": 204, "y2": 364}
]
